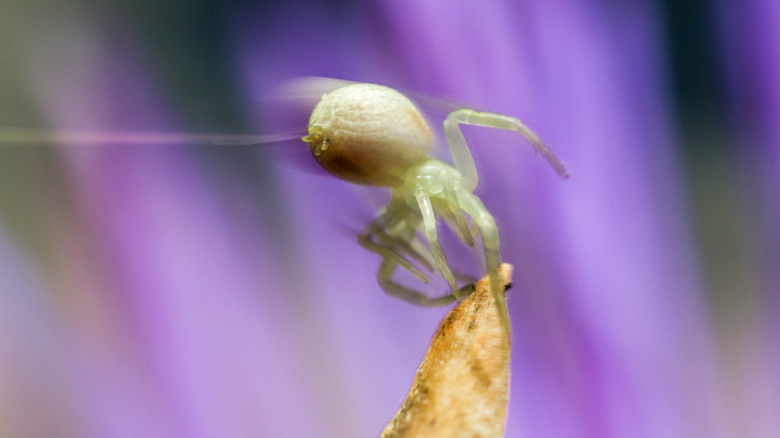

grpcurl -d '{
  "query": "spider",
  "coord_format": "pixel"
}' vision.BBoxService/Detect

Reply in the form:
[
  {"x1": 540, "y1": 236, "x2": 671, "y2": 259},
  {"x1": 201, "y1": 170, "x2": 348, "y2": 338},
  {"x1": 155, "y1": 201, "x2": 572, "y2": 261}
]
[
  {"x1": 0, "y1": 80, "x2": 566, "y2": 330},
  {"x1": 301, "y1": 83, "x2": 568, "y2": 330}
]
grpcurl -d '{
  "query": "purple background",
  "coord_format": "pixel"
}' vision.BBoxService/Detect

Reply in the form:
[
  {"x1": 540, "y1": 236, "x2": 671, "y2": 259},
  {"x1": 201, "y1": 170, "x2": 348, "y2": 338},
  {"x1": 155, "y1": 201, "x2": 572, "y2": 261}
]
[{"x1": 0, "y1": 0, "x2": 778, "y2": 436}]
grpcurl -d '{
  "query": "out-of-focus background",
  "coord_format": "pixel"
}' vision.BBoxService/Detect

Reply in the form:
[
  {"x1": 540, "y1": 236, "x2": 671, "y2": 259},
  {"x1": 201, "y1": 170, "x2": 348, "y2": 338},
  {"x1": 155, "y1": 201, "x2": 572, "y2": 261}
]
[{"x1": 0, "y1": 0, "x2": 777, "y2": 437}]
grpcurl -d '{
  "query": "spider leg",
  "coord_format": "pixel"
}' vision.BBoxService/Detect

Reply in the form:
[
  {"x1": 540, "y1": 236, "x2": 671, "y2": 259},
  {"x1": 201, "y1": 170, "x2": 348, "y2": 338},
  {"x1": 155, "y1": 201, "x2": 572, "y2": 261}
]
[
  {"x1": 358, "y1": 213, "x2": 431, "y2": 284},
  {"x1": 455, "y1": 189, "x2": 510, "y2": 332},
  {"x1": 360, "y1": 195, "x2": 446, "y2": 277},
  {"x1": 401, "y1": 224, "x2": 476, "y2": 283},
  {"x1": 443, "y1": 108, "x2": 569, "y2": 192},
  {"x1": 377, "y1": 259, "x2": 461, "y2": 307},
  {"x1": 415, "y1": 188, "x2": 462, "y2": 301},
  {"x1": 405, "y1": 229, "x2": 477, "y2": 284},
  {"x1": 443, "y1": 182, "x2": 474, "y2": 246},
  {"x1": 394, "y1": 219, "x2": 437, "y2": 272},
  {"x1": 374, "y1": 223, "x2": 475, "y2": 305}
]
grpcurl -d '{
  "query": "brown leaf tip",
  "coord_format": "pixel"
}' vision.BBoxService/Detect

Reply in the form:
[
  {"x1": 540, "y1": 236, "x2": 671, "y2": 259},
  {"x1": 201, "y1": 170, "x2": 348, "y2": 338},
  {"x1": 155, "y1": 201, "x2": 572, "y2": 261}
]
[{"x1": 381, "y1": 264, "x2": 514, "y2": 438}]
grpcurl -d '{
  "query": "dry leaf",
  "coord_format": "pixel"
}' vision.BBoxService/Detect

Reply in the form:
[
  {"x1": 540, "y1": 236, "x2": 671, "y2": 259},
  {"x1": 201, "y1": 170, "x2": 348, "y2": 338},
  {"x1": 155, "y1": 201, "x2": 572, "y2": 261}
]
[{"x1": 381, "y1": 264, "x2": 513, "y2": 438}]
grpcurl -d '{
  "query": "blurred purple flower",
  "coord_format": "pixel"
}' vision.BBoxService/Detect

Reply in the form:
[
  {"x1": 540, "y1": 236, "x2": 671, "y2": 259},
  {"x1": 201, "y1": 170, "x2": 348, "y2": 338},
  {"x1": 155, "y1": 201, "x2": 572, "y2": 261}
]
[
  {"x1": 1, "y1": 0, "x2": 777, "y2": 437},
  {"x1": 717, "y1": 0, "x2": 780, "y2": 435},
  {"x1": 238, "y1": 1, "x2": 727, "y2": 436}
]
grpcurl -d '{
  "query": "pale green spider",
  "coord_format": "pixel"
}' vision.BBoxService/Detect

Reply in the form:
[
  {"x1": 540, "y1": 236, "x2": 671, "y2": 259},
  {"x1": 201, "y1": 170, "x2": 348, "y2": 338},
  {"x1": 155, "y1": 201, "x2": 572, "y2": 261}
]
[
  {"x1": 0, "y1": 80, "x2": 566, "y2": 331},
  {"x1": 302, "y1": 83, "x2": 568, "y2": 331}
]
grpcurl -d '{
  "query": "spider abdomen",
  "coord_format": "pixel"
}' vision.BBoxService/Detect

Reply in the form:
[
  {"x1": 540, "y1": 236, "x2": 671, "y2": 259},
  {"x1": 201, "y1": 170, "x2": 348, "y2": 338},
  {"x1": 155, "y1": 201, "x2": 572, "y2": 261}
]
[{"x1": 303, "y1": 83, "x2": 433, "y2": 187}]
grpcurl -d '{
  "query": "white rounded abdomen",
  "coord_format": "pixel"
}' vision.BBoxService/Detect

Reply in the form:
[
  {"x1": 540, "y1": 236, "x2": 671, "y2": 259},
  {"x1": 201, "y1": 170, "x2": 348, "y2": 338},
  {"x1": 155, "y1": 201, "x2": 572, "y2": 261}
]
[{"x1": 304, "y1": 83, "x2": 433, "y2": 187}]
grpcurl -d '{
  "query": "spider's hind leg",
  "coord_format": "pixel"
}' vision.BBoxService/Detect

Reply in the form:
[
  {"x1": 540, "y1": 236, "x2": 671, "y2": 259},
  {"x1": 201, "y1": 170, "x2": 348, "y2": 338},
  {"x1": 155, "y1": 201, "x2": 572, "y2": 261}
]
[
  {"x1": 402, "y1": 224, "x2": 477, "y2": 285},
  {"x1": 377, "y1": 259, "x2": 471, "y2": 307},
  {"x1": 359, "y1": 196, "x2": 474, "y2": 306},
  {"x1": 359, "y1": 230, "x2": 429, "y2": 283},
  {"x1": 358, "y1": 206, "x2": 435, "y2": 283}
]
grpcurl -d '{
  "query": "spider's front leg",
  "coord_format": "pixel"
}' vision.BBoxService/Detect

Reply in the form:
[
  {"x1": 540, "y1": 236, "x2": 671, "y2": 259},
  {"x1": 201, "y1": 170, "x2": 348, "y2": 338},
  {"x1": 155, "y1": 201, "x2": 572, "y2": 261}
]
[
  {"x1": 443, "y1": 108, "x2": 569, "y2": 192},
  {"x1": 414, "y1": 188, "x2": 463, "y2": 301},
  {"x1": 454, "y1": 188, "x2": 510, "y2": 332}
]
